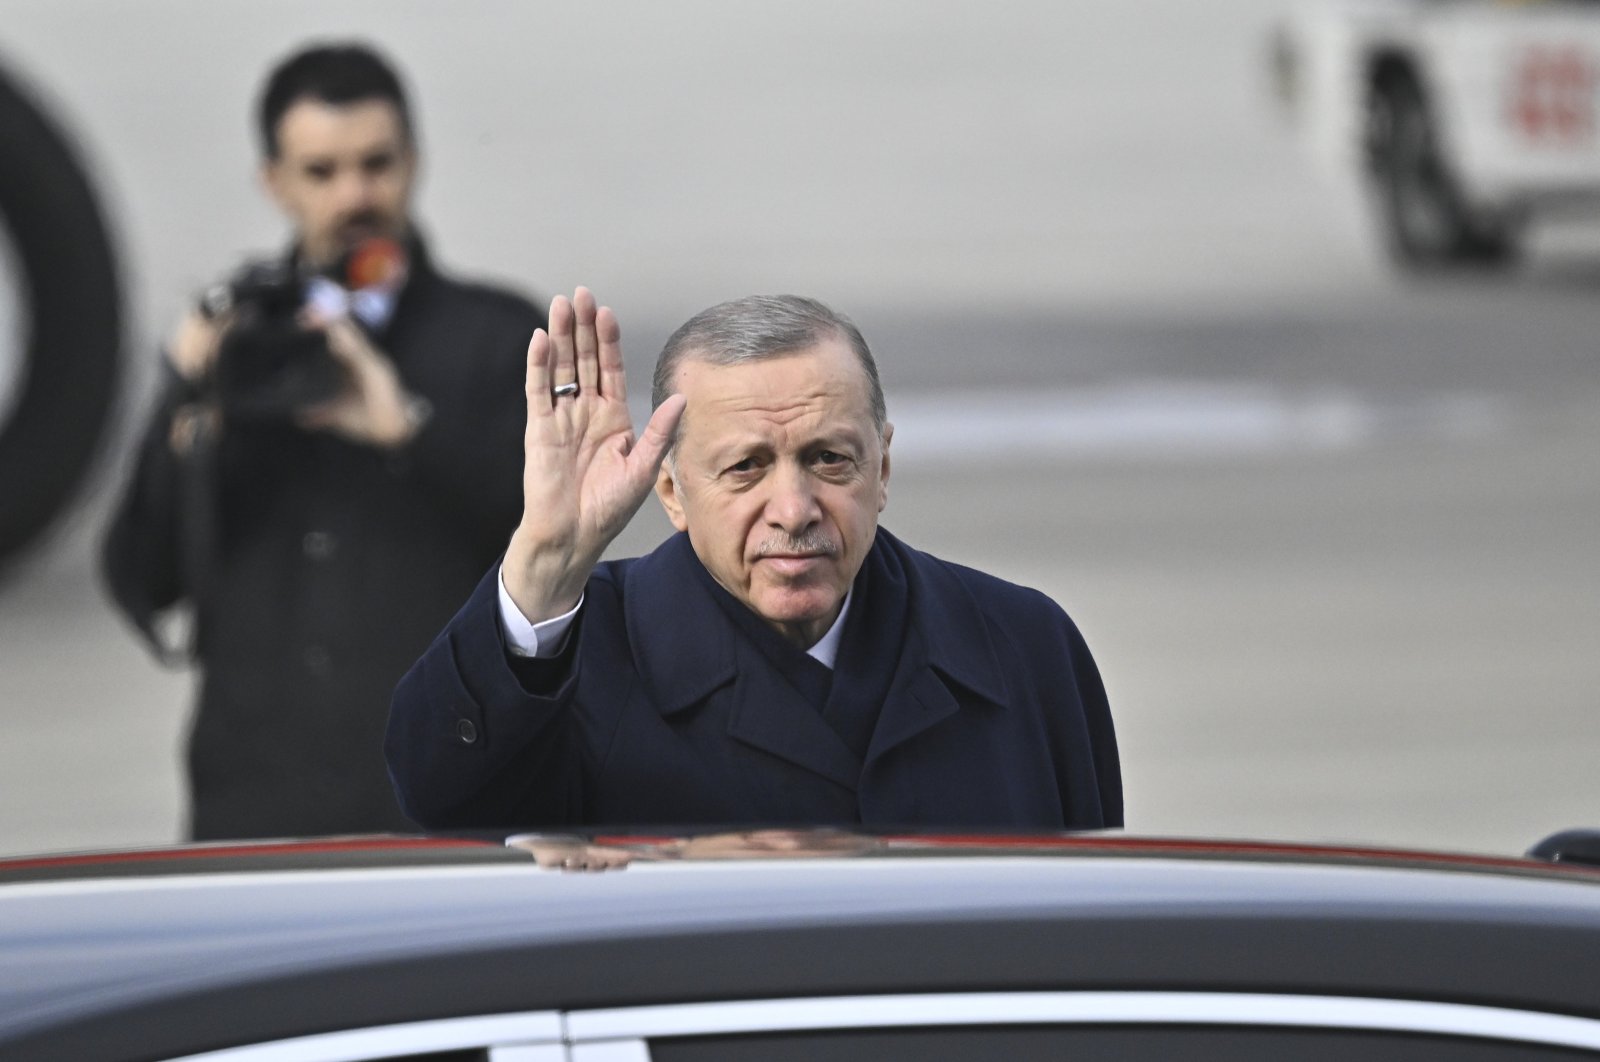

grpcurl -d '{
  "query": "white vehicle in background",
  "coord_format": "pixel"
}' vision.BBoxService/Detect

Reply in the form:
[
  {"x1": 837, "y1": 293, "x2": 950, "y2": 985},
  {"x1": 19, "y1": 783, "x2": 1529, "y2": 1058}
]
[{"x1": 1273, "y1": 0, "x2": 1600, "y2": 268}]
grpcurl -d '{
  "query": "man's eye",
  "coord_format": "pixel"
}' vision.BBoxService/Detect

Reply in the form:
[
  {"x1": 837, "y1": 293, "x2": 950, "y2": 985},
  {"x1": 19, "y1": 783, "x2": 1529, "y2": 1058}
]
[
  {"x1": 727, "y1": 458, "x2": 758, "y2": 474},
  {"x1": 362, "y1": 152, "x2": 396, "y2": 175},
  {"x1": 816, "y1": 451, "x2": 848, "y2": 466},
  {"x1": 304, "y1": 164, "x2": 335, "y2": 182}
]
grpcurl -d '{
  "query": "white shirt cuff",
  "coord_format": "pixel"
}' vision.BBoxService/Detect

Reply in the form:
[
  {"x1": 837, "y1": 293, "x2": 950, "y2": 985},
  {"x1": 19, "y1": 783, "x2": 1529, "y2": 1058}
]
[{"x1": 497, "y1": 564, "x2": 582, "y2": 658}]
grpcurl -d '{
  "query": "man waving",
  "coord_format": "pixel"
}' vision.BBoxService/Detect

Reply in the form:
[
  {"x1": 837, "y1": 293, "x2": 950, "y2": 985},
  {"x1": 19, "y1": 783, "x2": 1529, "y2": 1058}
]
[{"x1": 386, "y1": 289, "x2": 1121, "y2": 831}]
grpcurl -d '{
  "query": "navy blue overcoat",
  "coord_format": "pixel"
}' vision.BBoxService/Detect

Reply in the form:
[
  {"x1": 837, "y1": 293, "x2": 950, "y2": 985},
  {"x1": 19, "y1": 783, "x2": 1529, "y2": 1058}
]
[{"x1": 386, "y1": 529, "x2": 1122, "y2": 831}]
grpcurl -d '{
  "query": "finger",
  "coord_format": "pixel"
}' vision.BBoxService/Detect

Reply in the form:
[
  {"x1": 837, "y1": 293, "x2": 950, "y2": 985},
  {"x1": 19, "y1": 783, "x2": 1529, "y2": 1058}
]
[
  {"x1": 596, "y1": 305, "x2": 625, "y2": 401},
  {"x1": 573, "y1": 286, "x2": 601, "y2": 396},
  {"x1": 548, "y1": 294, "x2": 576, "y2": 388},
  {"x1": 525, "y1": 328, "x2": 553, "y2": 416},
  {"x1": 628, "y1": 393, "x2": 687, "y2": 483},
  {"x1": 296, "y1": 305, "x2": 332, "y2": 330},
  {"x1": 293, "y1": 403, "x2": 348, "y2": 436},
  {"x1": 317, "y1": 318, "x2": 364, "y2": 367},
  {"x1": 293, "y1": 408, "x2": 333, "y2": 431}
]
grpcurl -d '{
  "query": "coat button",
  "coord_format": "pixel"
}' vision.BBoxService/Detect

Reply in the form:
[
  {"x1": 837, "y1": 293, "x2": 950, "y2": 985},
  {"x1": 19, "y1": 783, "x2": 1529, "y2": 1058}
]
[
  {"x1": 456, "y1": 719, "x2": 478, "y2": 744},
  {"x1": 302, "y1": 531, "x2": 337, "y2": 560}
]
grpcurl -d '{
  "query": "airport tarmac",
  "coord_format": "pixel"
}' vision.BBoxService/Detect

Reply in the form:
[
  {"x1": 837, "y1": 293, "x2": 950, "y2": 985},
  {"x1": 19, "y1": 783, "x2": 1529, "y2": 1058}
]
[
  {"x1": 3, "y1": 285, "x2": 1597, "y2": 857},
  {"x1": 0, "y1": 1, "x2": 1596, "y2": 857}
]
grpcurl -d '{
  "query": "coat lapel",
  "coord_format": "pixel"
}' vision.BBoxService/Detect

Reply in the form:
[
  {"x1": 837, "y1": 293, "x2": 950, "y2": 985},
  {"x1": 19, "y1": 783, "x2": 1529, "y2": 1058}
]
[
  {"x1": 867, "y1": 664, "x2": 965, "y2": 762},
  {"x1": 724, "y1": 664, "x2": 861, "y2": 791},
  {"x1": 624, "y1": 534, "x2": 860, "y2": 792},
  {"x1": 864, "y1": 530, "x2": 1011, "y2": 765}
]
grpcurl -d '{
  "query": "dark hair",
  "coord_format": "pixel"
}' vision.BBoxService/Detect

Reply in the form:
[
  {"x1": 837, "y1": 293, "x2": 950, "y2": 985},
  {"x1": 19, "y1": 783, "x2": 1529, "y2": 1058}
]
[
  {"x1": 256, "y1": 42, "x2": 413, "y2": 159},
  {"x1": 651, "y1": 295, "x2": 886, "y2": 433}
]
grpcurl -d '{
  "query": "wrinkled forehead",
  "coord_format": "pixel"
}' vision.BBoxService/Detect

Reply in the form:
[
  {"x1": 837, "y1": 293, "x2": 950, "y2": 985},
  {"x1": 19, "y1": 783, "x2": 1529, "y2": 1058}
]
[{"x1": 670, "y1": 343, "x2": 880, "y2": 450}]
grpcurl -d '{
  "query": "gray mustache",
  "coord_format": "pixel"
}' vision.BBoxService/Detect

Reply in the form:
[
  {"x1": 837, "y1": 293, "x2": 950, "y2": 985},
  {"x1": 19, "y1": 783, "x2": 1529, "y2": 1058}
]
[{"x1": 756, "y1": 530, "x2": 837, "y2": 557}]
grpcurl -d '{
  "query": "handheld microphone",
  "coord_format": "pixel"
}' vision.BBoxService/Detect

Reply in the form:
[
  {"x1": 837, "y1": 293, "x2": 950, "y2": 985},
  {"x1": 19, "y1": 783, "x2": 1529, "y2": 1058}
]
[{"x1": 338, "y1": 237, "x2": 408, "y2": 292}]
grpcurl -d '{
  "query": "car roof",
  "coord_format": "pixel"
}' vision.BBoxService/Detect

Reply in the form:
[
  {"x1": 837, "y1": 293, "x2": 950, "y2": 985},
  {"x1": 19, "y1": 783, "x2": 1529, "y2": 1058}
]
[{"x1": 6, "y1": 832, "x2": 1600, "y2": 1060}]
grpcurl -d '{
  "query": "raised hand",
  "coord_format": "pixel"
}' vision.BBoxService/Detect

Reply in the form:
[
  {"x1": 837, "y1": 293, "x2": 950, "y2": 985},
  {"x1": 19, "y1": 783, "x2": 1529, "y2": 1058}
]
[{"x1": 503, "y1": 287, "x2": 686, "y2": 623}]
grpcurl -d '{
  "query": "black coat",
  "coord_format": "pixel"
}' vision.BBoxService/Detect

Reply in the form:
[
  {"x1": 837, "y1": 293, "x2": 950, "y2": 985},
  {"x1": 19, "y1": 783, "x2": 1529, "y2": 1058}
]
[
  {"x1": 386, "y1": 529, "x2": 1123, "y2": 832},
  {"x1": 102, "y1": 240, "x2": 544, "y2": 839}
]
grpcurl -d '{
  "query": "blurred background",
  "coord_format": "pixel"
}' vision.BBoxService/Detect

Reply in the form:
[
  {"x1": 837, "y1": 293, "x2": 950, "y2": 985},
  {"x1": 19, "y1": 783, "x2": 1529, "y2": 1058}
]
[{"x1": 1, "y1": 0, "x2": 1595, "y2": 856}]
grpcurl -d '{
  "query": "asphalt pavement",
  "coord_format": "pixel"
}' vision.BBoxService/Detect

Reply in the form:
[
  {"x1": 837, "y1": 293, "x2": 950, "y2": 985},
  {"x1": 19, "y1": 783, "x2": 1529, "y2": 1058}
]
[
  {"x1": 0, "y1": 0, "x2": 1597, "y2": 857},
  {"x1": 5, "y1": 281, "x2": 1596, "y2": 857}
]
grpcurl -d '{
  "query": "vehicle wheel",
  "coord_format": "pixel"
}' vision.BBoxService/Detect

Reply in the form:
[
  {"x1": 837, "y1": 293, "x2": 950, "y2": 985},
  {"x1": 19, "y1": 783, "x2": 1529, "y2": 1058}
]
[
  {"x1": 1369, "y1": 73, "x2": 1520, "y2": 268},
  {"x1": 0, "y1": 61, "x2": 122, "y2": 575}
]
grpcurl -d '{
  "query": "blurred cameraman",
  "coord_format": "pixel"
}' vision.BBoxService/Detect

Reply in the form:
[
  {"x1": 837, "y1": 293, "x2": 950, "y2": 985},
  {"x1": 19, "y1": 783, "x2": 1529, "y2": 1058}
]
[{"x1": 102, "y1": 43, "x2": 545, "y2": 840}]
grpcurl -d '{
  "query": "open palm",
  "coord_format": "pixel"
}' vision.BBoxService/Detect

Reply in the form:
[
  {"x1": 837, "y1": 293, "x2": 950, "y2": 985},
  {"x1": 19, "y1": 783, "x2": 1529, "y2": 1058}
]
[{"x1": 506, "y1": 288, "x2": 685, "y2": 622}]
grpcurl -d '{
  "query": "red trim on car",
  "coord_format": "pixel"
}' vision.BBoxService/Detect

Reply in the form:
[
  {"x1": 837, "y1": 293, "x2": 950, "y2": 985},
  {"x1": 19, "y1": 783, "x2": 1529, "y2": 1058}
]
[
  {"x1": 7, "y1": 833, "x2": 1597, "y2": 880},
  {"x1": 588, "y1": 832, "x2": 1600, "y2": 876},
  {"x1": 876, "y1": 834, "x2": 1570, "y2": 870},
  {"x1": 0, "y1": 836, "x2": 491, "y2": 873}
]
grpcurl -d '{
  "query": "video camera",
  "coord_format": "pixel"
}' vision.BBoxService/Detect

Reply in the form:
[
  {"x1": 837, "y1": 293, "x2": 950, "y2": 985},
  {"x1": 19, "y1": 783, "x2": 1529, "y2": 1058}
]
[{"x1": 198, "y1": 238, "x2": 406, "y2": 421}]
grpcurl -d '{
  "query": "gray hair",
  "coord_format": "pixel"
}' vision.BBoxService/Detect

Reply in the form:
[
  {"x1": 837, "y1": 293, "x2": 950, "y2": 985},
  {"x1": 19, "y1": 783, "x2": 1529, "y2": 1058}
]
[{"x1": 651, "y1": 295, "x2": 886, "y2": 433}]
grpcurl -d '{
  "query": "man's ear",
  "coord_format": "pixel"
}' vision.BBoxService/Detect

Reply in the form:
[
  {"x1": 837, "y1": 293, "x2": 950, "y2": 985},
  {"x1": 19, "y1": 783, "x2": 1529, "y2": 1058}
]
[
  {"x1": 259, "y1": 158, "x2": 288, "y2": 212},
  {"x1": 877, "y1": 422, "x2": 893, "y2": 513},
  {"x1": 397, "y1": 143, "x2": 421, "y2": 194},
  {"x1": 655, "y1": 459, "x2": 689, "y2": 532}
]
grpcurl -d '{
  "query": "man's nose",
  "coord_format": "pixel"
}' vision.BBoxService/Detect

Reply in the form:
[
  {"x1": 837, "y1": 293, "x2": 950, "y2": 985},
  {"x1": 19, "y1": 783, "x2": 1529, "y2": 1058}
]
[
  {"x1": 334, "y1": 167, "x2": 378, "y2": 211},
  {"x1": 764, "y1": 464, "x2": 821, "y2": 535}
]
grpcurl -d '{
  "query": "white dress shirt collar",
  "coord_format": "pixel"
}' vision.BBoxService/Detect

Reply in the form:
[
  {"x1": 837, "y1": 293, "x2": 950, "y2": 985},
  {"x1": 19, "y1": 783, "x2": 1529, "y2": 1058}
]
[{"x1": 805, "y1": 588, "x2": 852, "y2": 670}]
